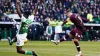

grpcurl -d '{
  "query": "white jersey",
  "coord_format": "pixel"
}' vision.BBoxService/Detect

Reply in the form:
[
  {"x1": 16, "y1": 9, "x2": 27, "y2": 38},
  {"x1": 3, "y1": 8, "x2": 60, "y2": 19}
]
[
  {"x1": 16, "y1": 14, "x2": 34, "y2": 46},
  {"x1": 17, "y1": 14, "x2": 34, "y2": 34},
  {"x1": 55, "y1": 25, "x2": 62, "y2": 33}
]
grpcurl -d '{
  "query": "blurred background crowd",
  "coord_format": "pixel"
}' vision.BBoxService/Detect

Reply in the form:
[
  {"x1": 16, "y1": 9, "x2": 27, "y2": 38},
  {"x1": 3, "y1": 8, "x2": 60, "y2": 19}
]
[{"x1": 0, "y1": 0, "x2": 100, "y2": 41}]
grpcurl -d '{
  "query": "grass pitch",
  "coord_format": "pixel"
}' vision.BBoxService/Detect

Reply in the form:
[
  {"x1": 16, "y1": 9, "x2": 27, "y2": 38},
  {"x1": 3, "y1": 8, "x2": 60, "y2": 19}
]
[{"x1": 0, "y1": 41, "x2": 100, "y2": 56}]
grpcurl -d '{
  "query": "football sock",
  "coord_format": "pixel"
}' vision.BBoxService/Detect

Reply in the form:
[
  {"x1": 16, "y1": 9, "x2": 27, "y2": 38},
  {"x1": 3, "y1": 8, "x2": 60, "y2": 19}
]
[
  {"x1": 11, "y1": 39, "x2": 15, "y2": 44},
  {"x1": 78, "y1": 51, "x2": 82, "y2": 53},
  {"x1": 74, "y1": 41, "x2": 81, "y2": 53},
  {"x1": 32, "y1": 51, "x2": 37, "y2": 56},
  {"x1": 10, "y1": 37, "x2": 17, "y2": 44},
  {"x1": 25, "y1": 51, "x2": 33, "y2": 55},
  {"x1": 60, "y1": 34, "x2": 69, "y2": 42}
]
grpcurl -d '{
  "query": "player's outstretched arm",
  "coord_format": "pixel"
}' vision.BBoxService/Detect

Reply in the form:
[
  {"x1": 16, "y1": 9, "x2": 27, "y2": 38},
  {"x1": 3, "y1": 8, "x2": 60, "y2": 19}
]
[
  {"x1": 32, "y1": 1, "x2": 40, "y2": 16},
  {"x1": 16, "y1": 0, "x2": 22, "y2": 18},
  {"x1": 32, "y1": 5, "x2": 38, "y2": 16}
]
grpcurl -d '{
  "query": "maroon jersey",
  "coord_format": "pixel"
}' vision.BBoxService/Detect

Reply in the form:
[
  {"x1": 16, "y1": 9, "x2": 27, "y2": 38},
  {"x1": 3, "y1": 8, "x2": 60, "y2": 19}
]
[{"x1": 70, "y1": 14, "x2": 85, "y2": 31}]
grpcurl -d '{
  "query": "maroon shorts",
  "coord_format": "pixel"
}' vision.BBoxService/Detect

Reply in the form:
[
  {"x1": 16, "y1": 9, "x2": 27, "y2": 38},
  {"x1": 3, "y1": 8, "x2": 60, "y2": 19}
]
[{"x1": 70, "y1": 27, "x2": 84, "y2": 39}]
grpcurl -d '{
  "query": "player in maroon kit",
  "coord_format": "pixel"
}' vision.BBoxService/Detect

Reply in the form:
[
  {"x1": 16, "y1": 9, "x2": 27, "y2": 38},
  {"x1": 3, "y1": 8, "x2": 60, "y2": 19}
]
[{"x1": 53, "y1": 10, "x2": 88, "y2": 56}]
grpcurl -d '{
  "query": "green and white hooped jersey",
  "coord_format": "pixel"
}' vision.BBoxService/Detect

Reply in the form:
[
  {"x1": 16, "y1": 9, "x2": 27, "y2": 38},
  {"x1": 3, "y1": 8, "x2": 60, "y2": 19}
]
[{"x1": 18, "y1": 14, "x2": 34, "y2": 34}]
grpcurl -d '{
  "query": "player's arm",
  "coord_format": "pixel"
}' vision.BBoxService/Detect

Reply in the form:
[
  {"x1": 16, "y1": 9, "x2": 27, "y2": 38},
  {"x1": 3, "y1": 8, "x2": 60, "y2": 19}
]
[
  {"x1": 77, "y1": 15, "x2": 89, "y2": 23},
  {"x1": 62, "y1": 20, "x2": 68, "y2": 26},
  {"x1": 62, "y1": 18, "x2": 70, "y2": 26},
  {"x1": 32, "y1": 0, "x2": 40, "y2": 16},
  {"x1": 81, "y1": 17, "x2": 89, "y2": 23},
  {"x1": 16, "y1": 0, "x2": 22, "y2": 18},
  {"x1": 32, "y1": 5, "x2": 38, "y2": 16}
]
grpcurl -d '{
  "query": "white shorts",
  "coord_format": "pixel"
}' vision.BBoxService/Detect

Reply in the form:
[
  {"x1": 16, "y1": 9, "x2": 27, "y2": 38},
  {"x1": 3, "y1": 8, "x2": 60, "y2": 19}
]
[{"x1": 16, "y1": 33, "x2": 27, "y2": 46}]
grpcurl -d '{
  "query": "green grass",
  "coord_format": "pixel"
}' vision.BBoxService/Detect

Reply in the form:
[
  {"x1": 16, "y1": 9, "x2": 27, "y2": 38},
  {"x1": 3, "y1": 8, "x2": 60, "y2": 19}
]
[{"x1": 0, "y1": 41, "x2": 100, "y2": 56}]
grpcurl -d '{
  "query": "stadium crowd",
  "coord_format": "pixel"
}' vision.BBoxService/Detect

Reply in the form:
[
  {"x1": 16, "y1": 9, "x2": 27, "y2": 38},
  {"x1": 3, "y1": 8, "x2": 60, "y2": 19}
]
[{"x1": 0, "y1": 0, "x2": 100, "y2": 41}]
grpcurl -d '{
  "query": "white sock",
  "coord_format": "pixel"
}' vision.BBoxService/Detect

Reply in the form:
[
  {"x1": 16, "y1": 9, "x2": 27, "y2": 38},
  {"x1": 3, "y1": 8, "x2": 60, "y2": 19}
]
[
  {"x1": 63, "y1": 37, "x2": 66, "y2": 41},
  {"x1": 78, "y1": 51, "x2": 82, "y2": 54}
]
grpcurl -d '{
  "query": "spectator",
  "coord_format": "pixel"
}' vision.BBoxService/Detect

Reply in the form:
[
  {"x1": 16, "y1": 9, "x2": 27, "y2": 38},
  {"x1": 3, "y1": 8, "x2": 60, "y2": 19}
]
[
  {"x1": 0, "y1": 28, "x2": 2, "y2": 40},
  {"x1": 64, "y1": 0, "x2": 71, "y2": 8},
  {"x1": 27, "y1": 27, "x2": 33, "y2": 40},
  {"x1": 95, "y1": 30, "x2": 100, "y2": 41},
  {"x1": 46, "y1": 24, "x2": 52, "y2": 41},
  {"x1": 11, "y1": 24, "x2": 17, "y2": 39},
  {"x1": 88, "y1": 27, "x2": 95, "y2": 41},
  {"x1": 0, "y1": 16, "x2": 5, "y2": 21},
  {"x1": 39, "y1": 23, "x2": 45, "y2": 40},
  {"x1": 54, "y1": 22, "x2": 62, "y2": 41},
  {"x1": 87, "y1": 12, "x2": 93, "y2": 22}
]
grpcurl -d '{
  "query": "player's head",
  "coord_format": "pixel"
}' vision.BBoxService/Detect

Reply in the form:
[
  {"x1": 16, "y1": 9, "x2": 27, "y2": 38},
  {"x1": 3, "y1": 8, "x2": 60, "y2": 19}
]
[
  {"x1": 66, "y1": 9, "x2": 72, "y2": 17},
  {"x1": 23, "y1": 11, "x2": 31, "y2": 18}
]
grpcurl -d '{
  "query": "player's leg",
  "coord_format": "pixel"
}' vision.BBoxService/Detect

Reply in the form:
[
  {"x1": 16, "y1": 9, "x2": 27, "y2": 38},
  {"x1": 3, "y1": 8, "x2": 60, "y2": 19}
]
[
  {"x1": 51, "y1": 33, "x2": 60, "y2": 44},
  {"x1": 60, "y1": 33, "x2": 72, "y2": 42},
  {"x1": 73, "y1": 28, "x2": 83, "y2": 56},
  {"x1": 74, "y1": 38, "x2": 82, "y2": 56},
  {"x1": 16, "y1": 34, "x2": 38, "y2": 56},
  {"x1": 51, "y1": 28, "x2": 74, "y2": 45},
  {"x1": 16, "y1": 46, "x2": 37, "y2": 56},
  {"x1": 16, "y1": 46, "x2": 25, "y2": 54},
  {"x1": 48, "y1": 35, "x2": 51, "y2": 41},
  {"x1": 52, "y1": 28, "x2": 75, "y2": 45},
  {"x1": 8, "y1": 36, "x2": 17, "y2": 45},
  {"x1": 54, "y1": 33, "x2": 59, "y2": 41},
  {"x1": 52, "y1": 33, "x2": 73, "y2": 45},
  {"x1": 60, "y1": 28, "x2": 75, "y2": 42}
]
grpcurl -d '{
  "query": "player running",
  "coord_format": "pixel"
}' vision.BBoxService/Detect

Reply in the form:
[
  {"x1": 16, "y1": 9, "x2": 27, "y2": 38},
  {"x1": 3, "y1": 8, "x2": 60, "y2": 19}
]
[
  {"x1": 8, "y1": 0, "x2": 38, "y2": 56},
  {"x1": 53, "y1": 10, "x2": 89, "y2": 56}
]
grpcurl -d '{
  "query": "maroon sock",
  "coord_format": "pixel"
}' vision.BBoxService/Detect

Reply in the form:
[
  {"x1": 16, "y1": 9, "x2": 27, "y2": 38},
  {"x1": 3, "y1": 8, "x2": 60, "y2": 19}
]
[
  {"x1": 60, "y1": 35, "x2": 69, "y2": 42},
  {"x1": 74, "y1": 41, "x2": 81, "y2": 52},
  {"x1": 60, "y1": 38, "x2": 65, "y2": 42}
]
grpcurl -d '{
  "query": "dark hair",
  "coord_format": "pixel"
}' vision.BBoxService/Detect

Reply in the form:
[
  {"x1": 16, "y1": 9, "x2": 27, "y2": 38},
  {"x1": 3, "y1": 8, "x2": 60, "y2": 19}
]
[
  {"x1": 24, "y1": 11, "x2": 31, "y2": 15},
  {"x1": 23, "y1": 11, "x2": 31, "y2": 18},
  {"x1": 66, "y1": 9, "x2": 71, "y2": 13}
]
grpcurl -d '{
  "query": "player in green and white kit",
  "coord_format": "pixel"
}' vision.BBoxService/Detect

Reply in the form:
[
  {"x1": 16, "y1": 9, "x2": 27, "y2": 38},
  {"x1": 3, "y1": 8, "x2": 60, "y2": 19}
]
[{"x1": 8, "y1": 0, "x2": 38, "y2": 56}]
